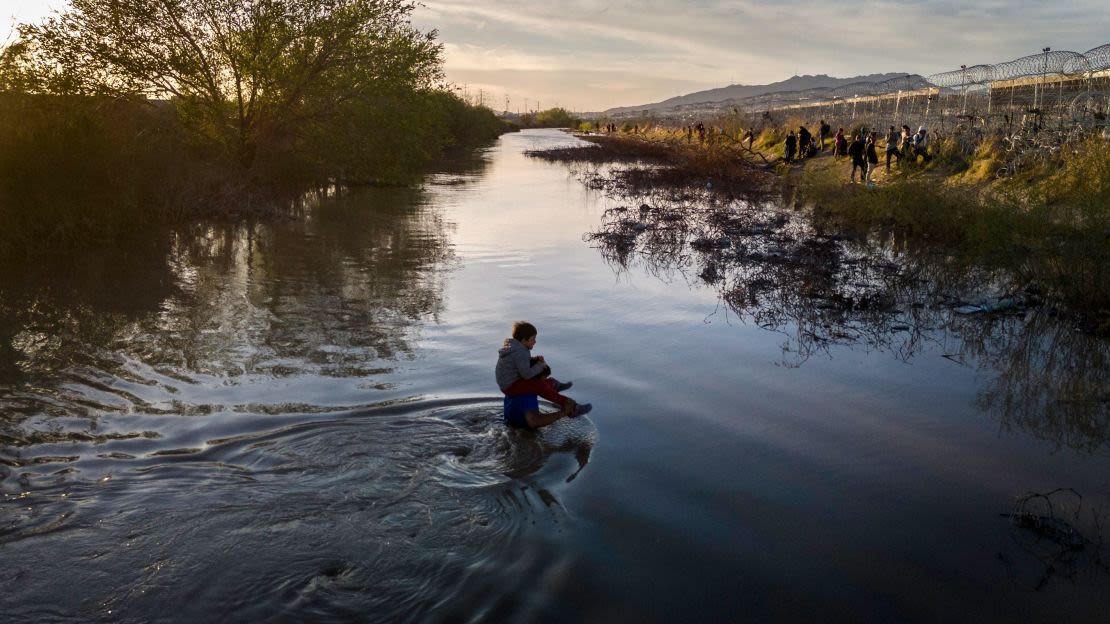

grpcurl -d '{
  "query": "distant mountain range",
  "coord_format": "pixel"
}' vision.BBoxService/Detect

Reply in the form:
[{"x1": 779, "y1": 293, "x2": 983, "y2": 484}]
[{"x1": 604, "y1": 72, "x2": 910, "y2": 115}]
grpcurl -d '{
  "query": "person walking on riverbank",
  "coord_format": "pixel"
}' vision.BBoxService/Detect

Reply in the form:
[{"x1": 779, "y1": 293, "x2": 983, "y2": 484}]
[
  {"x1": 818, "y1": 120, "x2": 831, "y2": 151},
  {"x1": 784, "y1": 130, "x2": 797, "y2": 162},
  {"x1": 833, "y1": 128, "x2": 847, "y2": 159},
  {"x1": 847, "y1": 134, "x2": 865, "y2": 182},
  {"x1": 913, "y1": 126, "x2": 930, "y2": 161},
  {"x1": 496, "y1": 321, "x2": 591, "y2": 430},
  {"x1": 798, "y1": 126, "x2": 812, "y2": 159},
  {"x1": 900, "y1": 125, "x2": 913, "y2": 159},
  {"x1": 865, "y1": 132, "x2": 879, "y2": 186},
  {"x1": 885, "y1": 126, "x2": 901, "y2": 171}
]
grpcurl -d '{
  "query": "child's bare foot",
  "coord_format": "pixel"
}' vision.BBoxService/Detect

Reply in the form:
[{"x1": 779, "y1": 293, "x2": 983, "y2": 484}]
[
  {"x1": 555, "y1": 380, "x2": 573, "y2": 391},
  {"x1": 569, "y1": 403, "x2": 593, "y2": 418}
]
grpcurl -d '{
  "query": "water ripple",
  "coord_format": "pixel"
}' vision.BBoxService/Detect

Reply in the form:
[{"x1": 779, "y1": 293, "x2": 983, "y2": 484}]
[{"x1": 1, "y1": 398, "x2": 597, "y2": 621}]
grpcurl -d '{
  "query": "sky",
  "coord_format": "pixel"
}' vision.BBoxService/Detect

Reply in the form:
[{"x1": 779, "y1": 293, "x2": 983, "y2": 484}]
[{"x1": 8, "y1": 1, "x2": 1110, "y2": 112}]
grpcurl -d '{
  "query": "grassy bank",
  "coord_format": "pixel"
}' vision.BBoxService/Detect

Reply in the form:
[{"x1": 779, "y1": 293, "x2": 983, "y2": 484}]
[
  {"x1": 537, "y1": 126, "x2": 1110, "y2": 324},
  {"x1": 0, "y1": 91, "x2": 511, "y2": 258},
  {"x1": 794, "y1": 137, "x2": 1110, "y2": 320}
]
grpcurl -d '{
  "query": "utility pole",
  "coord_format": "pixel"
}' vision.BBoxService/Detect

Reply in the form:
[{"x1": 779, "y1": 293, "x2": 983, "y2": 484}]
[
  {"x1": 960, "y1": 64, "x2": 968, "y2": 114},
  {"x1": 1038, "y1": 46, "x2": 1050, "y2": 129}
]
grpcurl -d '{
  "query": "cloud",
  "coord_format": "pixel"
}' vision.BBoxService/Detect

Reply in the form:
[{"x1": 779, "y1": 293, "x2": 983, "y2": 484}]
[
  {"x1": 443, "y1": 68, "x2": 721, "y2": 112},
  {"x1": 15, "y1": 0, "x2": 1108, "y2": 110},
  {"x1": 417, "y1": 1, "x2": 1110, "y2": 109}
]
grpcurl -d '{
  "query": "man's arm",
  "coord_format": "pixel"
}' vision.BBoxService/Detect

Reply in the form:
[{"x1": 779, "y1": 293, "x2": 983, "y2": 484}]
[{"x1": 514, "y1": 350, "x2": 547, "y2": 380}]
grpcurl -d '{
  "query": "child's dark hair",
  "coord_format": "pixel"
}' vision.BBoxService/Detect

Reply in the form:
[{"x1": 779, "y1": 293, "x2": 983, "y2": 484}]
[{"x1": 511, "y1": 321, "x2": 537, "y2": 341}]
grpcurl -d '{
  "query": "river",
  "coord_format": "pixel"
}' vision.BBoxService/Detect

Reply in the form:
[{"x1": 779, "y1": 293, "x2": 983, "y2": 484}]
[{"x1": 2, "y1": 129, "x2": 1108, "y2": 622}]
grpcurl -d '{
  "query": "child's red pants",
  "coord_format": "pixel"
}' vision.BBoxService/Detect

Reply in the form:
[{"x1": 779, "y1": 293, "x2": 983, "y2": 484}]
[{"x1": 502, "y1": 377, "x2": 568, "y2": 407}]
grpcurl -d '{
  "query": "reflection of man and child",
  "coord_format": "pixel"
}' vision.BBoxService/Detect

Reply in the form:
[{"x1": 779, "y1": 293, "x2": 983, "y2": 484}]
[{"x1": 495, "y1": 321, "x2": 592, "y2": 430}]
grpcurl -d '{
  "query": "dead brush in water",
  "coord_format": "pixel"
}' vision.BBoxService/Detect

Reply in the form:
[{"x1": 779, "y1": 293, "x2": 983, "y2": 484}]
[
  {"x1": 524, "y1": 136, "x2": 675, "y2": 164},
  {"x1": 998, "y1": 488, "x2": 1110, "y2": 591},
  {"x1": 532, "y1": 134, "x2": 776, "y2": 202},
  {"x1": 584, "y1": 204, "x2": 693, "y2": 269},
  {"x1": 798, "y1": 149, "x2": 1110, "y2": 322}
]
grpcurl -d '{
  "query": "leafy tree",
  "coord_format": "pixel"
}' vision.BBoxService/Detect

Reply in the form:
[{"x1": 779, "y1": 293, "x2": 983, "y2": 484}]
[
  {"x1": 303, "y1": 88, "x2": 506, "y2": 184},
  {"x1": 521, "y1": 107, "x2": 578, "y2": 128},
  {"x1": 7, "y1": 0, "x2": 442, "y2": 169}
]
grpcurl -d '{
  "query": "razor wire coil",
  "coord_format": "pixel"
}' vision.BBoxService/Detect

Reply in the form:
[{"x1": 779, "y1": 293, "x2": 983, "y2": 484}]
[{"x1": 640, "y1": 43, "x2": 1110, "y2": 118}]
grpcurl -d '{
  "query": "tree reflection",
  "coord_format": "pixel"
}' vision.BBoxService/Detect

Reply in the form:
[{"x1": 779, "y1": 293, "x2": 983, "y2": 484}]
[
  {"x1": 0, "y1": 235, "x2": 176, "y2": 381},
  {"x1": 0, "y1": 173, "x2": 473, "y2": 444},
  {"x1": 586, "y1": 192, "x2": 1110, "y2": 452},
  {"x1": 959, "y1": 312, "x2": 1110, "y2": 452}
]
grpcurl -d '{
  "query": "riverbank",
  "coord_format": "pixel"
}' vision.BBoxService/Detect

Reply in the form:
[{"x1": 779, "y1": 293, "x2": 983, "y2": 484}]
[
  {"x1": 5, "y1": 128, "x2": 1109, "y2": 623},
  {"x1": 0, "y1": 92, "x2": 513, "y2": 259},
  {"x1": 530, "y1": 128, "x2": 1110, "y2": 330}
]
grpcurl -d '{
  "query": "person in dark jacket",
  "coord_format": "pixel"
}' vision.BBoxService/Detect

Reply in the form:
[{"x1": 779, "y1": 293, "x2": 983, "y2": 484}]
[
  {"x1": 798, "y1": 126, "x2": 812, "y2": 158},
  {"x1": 833, "y1": 128, "x2": 847, "y2": 159},
  {"x1": 885, "y1": 125, "x2": 901, "y2": 171},
  {"x1": 847, "y1": 134, "x2": 866, "y2": 182},
  {"x1": 818, "y1": 120, "x2": 831, "y2": 150},
  {"x1": 865, "y1": 132, "x2": 880, "y2": 186},
  {"x1": 784, "y1": 130, "x2": 797, "y2": 162}
]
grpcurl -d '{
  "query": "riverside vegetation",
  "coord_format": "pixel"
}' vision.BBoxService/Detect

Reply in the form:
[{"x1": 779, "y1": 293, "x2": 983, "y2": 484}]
[
  {"x1": 527, "y1": 126, "x2": 1110, "y2": 455},
  {"x1": 529, "y1": 124, "x2": 1110, "y2": 328},
  {"x1": 0, "y1": 0, "x2": 511, "y2": 258}
]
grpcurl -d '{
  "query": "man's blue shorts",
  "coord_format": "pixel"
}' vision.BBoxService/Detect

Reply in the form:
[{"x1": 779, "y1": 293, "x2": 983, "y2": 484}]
[{"x1": 503, "y1": 394, "x2": 539, "y2": 429}]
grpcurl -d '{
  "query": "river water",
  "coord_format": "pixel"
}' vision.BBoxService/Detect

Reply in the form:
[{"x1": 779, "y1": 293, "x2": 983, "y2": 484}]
[{"x1": 2, "y1": 129, "x2": 1109, "y2": 622}]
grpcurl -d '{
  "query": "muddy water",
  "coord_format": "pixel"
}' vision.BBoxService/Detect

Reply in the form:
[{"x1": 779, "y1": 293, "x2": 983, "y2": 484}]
[{"x1": 2, "y1": 129, "x2": 1109, "y2": 622}]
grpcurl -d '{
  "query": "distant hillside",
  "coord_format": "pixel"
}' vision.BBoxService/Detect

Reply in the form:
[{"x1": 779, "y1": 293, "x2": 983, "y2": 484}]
[{"x1": 605, "y1": 73, "x2": 909, "y2": 114}]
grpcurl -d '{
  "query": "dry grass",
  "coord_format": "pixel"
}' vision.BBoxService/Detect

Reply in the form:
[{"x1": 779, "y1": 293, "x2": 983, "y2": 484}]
[{"x1": 527, "y1": 133, "x2": 776, "y2": 201}]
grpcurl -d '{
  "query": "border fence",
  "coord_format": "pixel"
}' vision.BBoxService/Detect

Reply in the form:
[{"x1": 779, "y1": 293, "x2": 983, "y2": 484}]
[{"x1": 610, "y1": 44, "x2": 1110, "y2": 136}]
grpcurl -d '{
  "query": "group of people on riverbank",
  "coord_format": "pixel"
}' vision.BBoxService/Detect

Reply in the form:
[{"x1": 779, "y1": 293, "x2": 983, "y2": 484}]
[
  {"x1": 685, "y1": 123, "x2": 739, "y2": 145},
  {"x1": 589, "y1": 118, "x2": 935, "y2": 187},
  {"x1": 793, "y1": 121, "x2": 932, "y2": 185},
  {"x1": 783, "y1": 120, "x2": 831, "y2": 162}
]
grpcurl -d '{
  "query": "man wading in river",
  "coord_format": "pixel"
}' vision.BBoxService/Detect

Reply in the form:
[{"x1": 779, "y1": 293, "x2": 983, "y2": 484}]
[{"x1": 496, "y1": 321, "x2": 592, "y2": 430}]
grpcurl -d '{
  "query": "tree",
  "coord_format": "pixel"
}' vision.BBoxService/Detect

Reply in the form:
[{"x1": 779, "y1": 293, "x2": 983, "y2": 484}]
[
  {"x1": 520, "y1": 107, "x2": 578, "y2": 128},
  {"x1": 8, "y1": 0, "x2": 442, "y2": 169}
]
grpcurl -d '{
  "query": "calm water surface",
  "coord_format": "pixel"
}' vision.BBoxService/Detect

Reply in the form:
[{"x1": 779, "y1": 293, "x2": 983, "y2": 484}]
[{"x1": 2, "y1": 129, "x2": 1109, "y2": 622}]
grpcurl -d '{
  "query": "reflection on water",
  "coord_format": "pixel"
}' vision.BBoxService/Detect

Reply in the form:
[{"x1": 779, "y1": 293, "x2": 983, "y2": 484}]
[
  {"x1": 962, "y1": 312, "x2": 1110, "y2": 452},
  {"x1": 1, "y1": 185, "x2": 455, "y2": 436},
  {"x1": 585, "y1": 184, "x2": 1110, "y2": 453},
  {"x1": 0, "y1": 140, "x2": 621, "y2": 621},
  {"x1": 3, "y1": 129, "x2": 1110, "y2": 621},
  {"x1": 0, "y1": 147, "x2": 603, "y2": 620}
]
